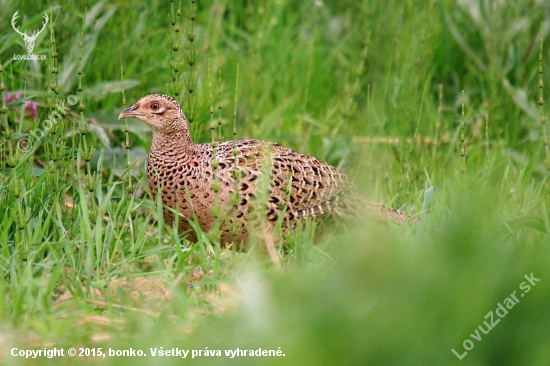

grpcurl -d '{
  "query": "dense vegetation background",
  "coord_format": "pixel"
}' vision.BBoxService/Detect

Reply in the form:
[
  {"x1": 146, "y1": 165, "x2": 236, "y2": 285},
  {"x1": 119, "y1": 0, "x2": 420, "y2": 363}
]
[{"x1": 0, "y1": 0, "x2": 549, "y2": 364}]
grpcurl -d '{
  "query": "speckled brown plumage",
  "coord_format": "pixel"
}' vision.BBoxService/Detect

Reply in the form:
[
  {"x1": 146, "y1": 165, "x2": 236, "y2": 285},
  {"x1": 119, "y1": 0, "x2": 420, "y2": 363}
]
[{"x1": 119, "y1": 94, "x2": 409, "y2": 244}]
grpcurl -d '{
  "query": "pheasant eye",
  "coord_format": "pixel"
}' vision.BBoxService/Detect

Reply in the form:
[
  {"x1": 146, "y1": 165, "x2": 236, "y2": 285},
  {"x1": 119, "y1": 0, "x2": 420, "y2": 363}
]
[{"x1": 150, "y1": 103, "x2": 159, "y2": 110}]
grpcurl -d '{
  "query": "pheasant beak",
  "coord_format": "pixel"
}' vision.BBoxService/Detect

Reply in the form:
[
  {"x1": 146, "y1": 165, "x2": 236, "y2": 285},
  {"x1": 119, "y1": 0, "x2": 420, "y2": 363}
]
[{"x1": 118, "y1": 104, "x2": 142, "y2": 120}]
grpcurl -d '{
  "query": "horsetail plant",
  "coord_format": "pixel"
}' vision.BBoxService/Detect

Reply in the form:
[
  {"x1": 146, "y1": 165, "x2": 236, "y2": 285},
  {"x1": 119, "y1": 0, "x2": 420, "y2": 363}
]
[{"x1": 538, "y1": 22, "x2": 549, "y2": 167}]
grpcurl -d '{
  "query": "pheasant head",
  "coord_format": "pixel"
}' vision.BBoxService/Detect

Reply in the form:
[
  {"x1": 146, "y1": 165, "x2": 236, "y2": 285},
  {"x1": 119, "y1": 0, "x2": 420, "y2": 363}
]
[{"x1": 118, "y1": 94, "x2": 190, "y2": 138}]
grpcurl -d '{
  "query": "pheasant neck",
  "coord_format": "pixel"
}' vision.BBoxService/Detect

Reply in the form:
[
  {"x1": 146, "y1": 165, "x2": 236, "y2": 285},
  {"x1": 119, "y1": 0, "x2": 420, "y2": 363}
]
[{"x1": 151, "y1": 128, "x2": 196, "y2": 157}]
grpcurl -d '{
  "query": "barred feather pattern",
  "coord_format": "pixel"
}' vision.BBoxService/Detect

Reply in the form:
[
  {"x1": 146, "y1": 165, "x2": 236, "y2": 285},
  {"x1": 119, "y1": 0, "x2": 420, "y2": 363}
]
[{"x1": 119, "y1": 94, "x2": 408, "y2": 244}]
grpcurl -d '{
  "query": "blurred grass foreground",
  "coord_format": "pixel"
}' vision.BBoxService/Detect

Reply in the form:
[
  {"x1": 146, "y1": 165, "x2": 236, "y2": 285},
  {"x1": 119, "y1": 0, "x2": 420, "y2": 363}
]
[{"x1": 0, "y1": 0, "x2": 549, "y2": 365}]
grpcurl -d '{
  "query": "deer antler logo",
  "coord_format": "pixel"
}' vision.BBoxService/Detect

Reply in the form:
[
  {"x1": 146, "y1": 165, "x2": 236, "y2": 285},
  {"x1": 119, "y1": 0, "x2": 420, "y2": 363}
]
[{"x1": 11, "y1": 11, "x2": 49, "y2": 54}]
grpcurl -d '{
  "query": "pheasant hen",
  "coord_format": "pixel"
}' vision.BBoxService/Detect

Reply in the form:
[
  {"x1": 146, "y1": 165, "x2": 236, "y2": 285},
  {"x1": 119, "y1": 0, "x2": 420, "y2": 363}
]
[{"x1": 119, "y1": 94, "x2": 408, "y2": 244}]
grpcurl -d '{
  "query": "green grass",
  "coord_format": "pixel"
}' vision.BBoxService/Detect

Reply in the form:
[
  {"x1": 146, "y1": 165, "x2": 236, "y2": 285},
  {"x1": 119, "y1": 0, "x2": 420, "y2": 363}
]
[{"x1": 0, "y1": 0, "x2": 549, "y2": 365}]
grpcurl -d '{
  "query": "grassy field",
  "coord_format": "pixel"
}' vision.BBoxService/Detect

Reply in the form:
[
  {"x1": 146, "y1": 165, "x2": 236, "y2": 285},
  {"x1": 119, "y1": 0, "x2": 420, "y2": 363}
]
[{"x1": 0, "y1": 0, "x2": 549, "y2": 365}]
